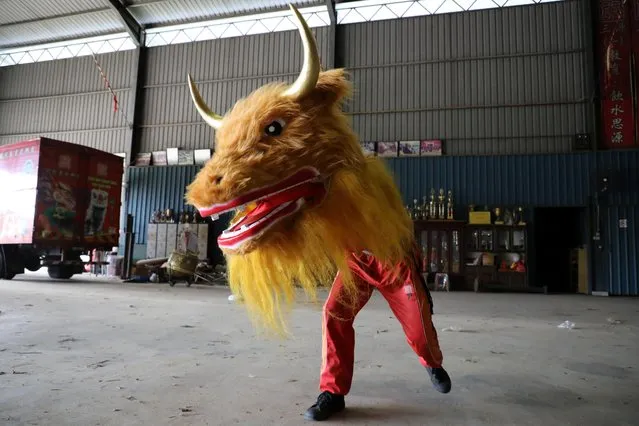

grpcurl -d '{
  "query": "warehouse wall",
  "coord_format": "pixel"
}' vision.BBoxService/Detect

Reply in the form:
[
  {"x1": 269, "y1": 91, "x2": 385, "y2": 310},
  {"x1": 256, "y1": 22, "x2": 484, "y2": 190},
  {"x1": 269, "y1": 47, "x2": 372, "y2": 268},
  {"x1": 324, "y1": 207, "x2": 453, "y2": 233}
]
[
  {"x1": 125, "y1": 150, "x2": 639, "y2": 295},
  {"x1": 385, "y1": 151, "x2": 639, "y2": 208},
  {"x1": 341, "y1": 0, "x2": 594, "y2": 155},
  {"x1": 0, "y1": 50, "x2": 136, "y2": 153},
  {"x1": 139, "y1": 26, "x2": 332, "y2": 153},
  {"x1": 125, "y1": 165, "x2": 230, "y2": 263},
  {"x1": 597, "y1": 205, "x2": 639, "y2": 296},
  {"x1": 385, "y1": 150, "x2": 639, "y2": 296},
  {"x1": 1, "y1": 2, "x2": 592, "y2": 157}
]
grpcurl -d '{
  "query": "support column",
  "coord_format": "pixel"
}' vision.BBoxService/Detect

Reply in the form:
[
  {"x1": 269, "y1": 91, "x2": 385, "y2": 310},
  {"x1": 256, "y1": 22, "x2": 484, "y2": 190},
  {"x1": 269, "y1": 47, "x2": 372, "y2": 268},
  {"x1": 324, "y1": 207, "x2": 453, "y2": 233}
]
[
  {"x1": 326, "y1": 0, "x2": 338, "y2": 69},
  {"x1": 105, "y1": 0, "x2": 147, "y2": 253},
  {"x1": 119, "y1": 42, "x2": 147, "y2": 253}
]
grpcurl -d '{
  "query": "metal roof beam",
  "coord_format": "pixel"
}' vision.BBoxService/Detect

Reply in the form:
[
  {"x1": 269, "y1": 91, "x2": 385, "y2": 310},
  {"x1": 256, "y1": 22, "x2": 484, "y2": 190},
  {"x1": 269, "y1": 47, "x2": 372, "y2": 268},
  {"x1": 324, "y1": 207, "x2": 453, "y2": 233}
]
[
  {"x1": 326, "y1": 0, "x2": 336, "y2": 25},
  {"x1": 106, "y1": 0, "x2": 145, "y2": 46}
]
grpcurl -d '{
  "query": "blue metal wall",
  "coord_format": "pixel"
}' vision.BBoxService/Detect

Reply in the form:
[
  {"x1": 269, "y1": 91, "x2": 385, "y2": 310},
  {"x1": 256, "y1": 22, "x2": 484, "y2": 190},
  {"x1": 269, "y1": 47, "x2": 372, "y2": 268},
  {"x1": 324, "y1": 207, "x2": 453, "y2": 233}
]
[
  {"x1": 597, "y1": 205, "x2": 639, "y2": 296},
  {"x1": 126, "y1": 150, "x2": 639, "y2": 295},
  {"x1": 384, "y1": 150, "x2": 639, "y2": 208},
  {"x1": 126, "y1": 165, "x2": 201, "y2": 244}
]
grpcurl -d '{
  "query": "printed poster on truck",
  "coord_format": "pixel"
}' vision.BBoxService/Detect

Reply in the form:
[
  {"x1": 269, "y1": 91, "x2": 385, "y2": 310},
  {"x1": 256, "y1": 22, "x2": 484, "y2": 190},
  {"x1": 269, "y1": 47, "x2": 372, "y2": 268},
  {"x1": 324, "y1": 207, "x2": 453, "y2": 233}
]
[
  {"x1": 83, "y1": 154, "x2": 123, "y2": 246},
  {"x1": 0, "y1": 140, "x2": 41, "y2": 244},
  {"x1": 34, "y1": 146, "x2": 82, "y2": 242}
]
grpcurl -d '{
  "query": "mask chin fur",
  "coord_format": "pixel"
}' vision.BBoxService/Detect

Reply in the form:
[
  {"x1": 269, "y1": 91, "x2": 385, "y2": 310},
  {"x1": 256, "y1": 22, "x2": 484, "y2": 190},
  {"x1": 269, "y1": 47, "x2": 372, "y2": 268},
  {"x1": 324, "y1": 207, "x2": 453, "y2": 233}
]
[{"x1": 225, "y1": 158, "x2": 414, "y2": 336}]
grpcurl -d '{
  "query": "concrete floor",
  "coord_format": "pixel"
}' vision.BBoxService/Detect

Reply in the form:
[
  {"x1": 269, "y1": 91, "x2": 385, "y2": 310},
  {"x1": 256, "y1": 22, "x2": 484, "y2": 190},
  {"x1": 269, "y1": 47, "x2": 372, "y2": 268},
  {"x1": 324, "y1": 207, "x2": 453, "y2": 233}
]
[{"x1": 1, "y1": 274, "x2": 637, "y2": 426}]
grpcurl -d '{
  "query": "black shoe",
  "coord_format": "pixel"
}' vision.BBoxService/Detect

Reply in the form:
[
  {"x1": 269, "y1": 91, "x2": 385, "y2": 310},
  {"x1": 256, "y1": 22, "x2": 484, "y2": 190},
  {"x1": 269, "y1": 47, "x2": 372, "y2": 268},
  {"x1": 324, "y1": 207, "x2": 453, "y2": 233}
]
[
  {"x1": 426, "y1": 367, "x2": 452, "y2": 393},
  {"x1": 303, "y1": 391, "x2": 345, "y2": 421}
]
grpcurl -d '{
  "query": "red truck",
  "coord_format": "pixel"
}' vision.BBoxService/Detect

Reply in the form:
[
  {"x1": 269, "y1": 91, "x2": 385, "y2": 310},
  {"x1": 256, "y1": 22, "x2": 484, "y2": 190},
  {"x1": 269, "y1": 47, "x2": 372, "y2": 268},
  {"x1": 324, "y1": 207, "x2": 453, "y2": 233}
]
[{"x1": 0, "y1": 138, "x2": 123, "y2": 280}]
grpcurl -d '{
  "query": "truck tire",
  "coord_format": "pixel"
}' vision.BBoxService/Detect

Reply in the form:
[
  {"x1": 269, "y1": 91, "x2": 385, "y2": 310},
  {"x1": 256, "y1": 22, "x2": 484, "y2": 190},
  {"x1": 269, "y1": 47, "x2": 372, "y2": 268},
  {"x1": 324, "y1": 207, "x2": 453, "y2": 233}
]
[
  {"x1": 0, "y1": 247, "x2": 15, "y2": 280},
  {"x1": 48, "y1": 266, "x2": 75, "y2": 280},
  {"x1": 25, "y1": 256, "x2": 41, "y2": 272}
]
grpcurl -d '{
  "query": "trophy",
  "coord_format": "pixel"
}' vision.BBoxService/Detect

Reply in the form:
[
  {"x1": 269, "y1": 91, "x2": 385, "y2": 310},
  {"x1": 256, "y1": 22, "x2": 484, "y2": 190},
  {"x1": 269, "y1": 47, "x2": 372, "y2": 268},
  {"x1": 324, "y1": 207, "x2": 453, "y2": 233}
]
[
  {"x1": 437, "y1": 188, "x2": 446, "y2": 219},
  {"x1": 165, "y1": 208, "x2": 174, "y2": 223},
  {"x1": 412, "y1": 198, "x2": 422, "y2": 220},
  {"x1": 517, "y1": 206, "x2": 526, "y2": 225},
  {"x1": 493, "y1": 207, "x2": 504, "y2": 224},
  {"x1": 429, "y1": 188, "x2": 436, "y2": 219},
  {"x1": 446, "y1": 190, "x2": 454, "y2": 220},
  {"x1": 504, "y1": 209, "x2": 514, "y2": 226},
  {"x1": 421, "y1": 196, "x2": 429, "y2": 220},
  {"x1": 511, "y1": 208, "x2": 520, "y2": 225}
]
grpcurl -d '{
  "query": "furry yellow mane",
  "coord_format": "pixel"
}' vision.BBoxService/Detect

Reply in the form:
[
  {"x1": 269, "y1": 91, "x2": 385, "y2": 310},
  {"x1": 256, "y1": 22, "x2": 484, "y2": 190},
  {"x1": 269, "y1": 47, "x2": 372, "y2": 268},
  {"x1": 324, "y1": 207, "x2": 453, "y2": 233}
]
[
  {"x1": 227, "y1": 157, "x2": 414, "y2": 335},
  {"x1": 184, "y1": 7, "x2": 415, "y2": 335}
]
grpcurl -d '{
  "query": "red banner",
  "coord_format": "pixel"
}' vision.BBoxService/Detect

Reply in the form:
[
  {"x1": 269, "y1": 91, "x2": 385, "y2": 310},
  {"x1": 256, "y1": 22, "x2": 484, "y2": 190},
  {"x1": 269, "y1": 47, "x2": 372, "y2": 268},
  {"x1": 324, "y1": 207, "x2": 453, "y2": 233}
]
[
  {"x1": 632, "y1": 0, "x2": 639, "y2": 142},
  {"x1": 598, "y1": 0, "x2": 636, "y2": 148}
]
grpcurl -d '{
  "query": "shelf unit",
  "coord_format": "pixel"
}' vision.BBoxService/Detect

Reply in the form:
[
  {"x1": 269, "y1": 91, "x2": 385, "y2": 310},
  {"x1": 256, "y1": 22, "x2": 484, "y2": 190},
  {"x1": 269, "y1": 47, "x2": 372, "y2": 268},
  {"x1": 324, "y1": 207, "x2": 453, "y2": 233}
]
[
  {"x1": 463, "y1": 224, "x2": 536, "y2": 292},
  {"x1": 413, "y1": 220, "x2": 465, "y2": 290}
]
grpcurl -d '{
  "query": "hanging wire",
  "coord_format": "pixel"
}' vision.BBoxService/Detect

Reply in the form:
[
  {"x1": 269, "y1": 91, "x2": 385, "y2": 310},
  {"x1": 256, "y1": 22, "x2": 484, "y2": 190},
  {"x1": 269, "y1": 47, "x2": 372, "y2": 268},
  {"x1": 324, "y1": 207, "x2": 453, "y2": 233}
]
[{"x1": 91, "y1": 52, "x2": 133, "y2": 129}]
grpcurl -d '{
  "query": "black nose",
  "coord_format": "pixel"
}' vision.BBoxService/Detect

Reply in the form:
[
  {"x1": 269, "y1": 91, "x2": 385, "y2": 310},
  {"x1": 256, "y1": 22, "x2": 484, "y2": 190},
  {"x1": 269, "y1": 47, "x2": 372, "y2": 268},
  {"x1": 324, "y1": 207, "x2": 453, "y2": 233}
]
[{"x1": 214, "y1": 176, "x2": 223, "y2": 185}]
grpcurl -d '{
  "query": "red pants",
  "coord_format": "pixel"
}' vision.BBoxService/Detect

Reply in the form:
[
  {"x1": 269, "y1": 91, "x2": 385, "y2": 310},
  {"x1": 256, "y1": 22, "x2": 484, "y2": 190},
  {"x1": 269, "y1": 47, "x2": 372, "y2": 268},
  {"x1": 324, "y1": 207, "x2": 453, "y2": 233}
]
[{"x1": 320, "y1": 251, "x2": 443, "y2": 395}]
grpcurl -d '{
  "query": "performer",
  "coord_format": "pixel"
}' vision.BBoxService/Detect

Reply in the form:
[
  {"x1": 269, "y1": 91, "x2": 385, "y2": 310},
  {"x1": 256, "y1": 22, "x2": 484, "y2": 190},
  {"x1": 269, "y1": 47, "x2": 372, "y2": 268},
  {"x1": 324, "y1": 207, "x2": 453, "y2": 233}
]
[
  {"x1": 185, "y1": 4, "x2": 451, "y2": 422},
  {"x1": 305, "y1": 248, "x2": 451, "y2": 421}
]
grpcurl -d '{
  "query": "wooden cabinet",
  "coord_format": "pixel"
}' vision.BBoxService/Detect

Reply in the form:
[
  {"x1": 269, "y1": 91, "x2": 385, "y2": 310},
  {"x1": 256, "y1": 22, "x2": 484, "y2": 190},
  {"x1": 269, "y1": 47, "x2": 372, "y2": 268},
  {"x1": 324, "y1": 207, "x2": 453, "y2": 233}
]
[
  {"x1": 464, "y1": 224, "x2": 535, "y2": 292},
  {"x1": 413, "y1": 220, "x2": 465, "y2": 290}
]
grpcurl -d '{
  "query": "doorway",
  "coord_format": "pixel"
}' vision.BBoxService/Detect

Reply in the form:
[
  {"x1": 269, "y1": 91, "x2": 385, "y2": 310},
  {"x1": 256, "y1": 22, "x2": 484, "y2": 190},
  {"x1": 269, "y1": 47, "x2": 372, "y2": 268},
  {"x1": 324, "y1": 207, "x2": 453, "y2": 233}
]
[{"x1": 533, "y1": 207, "x2": 587, "y2": 293}]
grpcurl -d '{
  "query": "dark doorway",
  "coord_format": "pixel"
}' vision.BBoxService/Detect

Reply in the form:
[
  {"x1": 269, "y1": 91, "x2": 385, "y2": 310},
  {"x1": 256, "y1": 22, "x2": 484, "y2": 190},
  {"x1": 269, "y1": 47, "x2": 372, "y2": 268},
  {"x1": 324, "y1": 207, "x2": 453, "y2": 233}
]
[{"x1": 533, "y1": 207, "x2": 587, "y2": 293}]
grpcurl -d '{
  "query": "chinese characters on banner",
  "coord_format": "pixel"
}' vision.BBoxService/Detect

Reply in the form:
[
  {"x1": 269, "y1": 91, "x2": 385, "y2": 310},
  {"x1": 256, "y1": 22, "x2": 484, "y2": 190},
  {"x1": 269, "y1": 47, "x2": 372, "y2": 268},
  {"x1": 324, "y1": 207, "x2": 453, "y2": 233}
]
[
  {"x1": 597, "y1": 0, "x2": 636, "y2": 148},
  {"x1": 632, "y1": 0, "x2": 639, "y2": 138}
]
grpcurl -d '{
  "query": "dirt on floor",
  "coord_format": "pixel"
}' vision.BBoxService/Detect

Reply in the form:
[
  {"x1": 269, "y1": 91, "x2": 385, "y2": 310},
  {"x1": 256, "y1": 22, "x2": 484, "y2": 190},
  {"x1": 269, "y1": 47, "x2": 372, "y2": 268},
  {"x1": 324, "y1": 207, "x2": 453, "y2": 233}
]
[{"x1": 1, "y1": 273, "x2": 638, "y2": 426}]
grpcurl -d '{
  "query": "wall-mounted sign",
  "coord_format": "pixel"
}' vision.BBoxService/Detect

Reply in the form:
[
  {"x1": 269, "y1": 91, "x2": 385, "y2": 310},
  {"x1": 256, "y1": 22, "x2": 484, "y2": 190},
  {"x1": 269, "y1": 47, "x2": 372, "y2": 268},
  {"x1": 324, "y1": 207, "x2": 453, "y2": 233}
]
[
  {"x1": 420, "y1": 140, "x2": 442, "y2": 156},
  {"x1": 399, "y1": 141, "x2": 420, "y2": 157}
]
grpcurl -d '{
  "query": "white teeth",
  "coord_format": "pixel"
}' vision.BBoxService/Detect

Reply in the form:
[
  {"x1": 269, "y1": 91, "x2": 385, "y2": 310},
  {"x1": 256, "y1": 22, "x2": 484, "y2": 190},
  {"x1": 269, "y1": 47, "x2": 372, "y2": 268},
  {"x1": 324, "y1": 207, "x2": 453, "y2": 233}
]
[{"x1": 222, "y1": 200, "x2": 295, "y2": 237}]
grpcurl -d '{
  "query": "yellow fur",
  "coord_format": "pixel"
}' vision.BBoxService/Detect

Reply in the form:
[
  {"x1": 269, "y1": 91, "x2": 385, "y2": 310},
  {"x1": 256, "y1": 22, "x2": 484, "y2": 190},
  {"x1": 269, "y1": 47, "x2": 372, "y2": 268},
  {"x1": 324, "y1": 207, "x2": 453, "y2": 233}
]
[{"x1": 186, "y1": 69, "x2": 414, "y2": 335}]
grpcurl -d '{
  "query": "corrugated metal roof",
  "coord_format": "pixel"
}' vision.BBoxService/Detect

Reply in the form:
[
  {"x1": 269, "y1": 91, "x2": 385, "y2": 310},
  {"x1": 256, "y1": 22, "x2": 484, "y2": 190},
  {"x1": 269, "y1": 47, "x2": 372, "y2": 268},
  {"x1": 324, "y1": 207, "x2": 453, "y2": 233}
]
[
  {"x1": 128, "y1": 0, "x2": 322, "y2": 26},
  {"x1": 0, "y1": 0, "x2": 108, "y2": 25},
  {"x1": 0, "y1": 9, "x2": 125, "y2": 49},
  {"x1": 0, "y1": 0, "x2": 323, "y2": 49}
]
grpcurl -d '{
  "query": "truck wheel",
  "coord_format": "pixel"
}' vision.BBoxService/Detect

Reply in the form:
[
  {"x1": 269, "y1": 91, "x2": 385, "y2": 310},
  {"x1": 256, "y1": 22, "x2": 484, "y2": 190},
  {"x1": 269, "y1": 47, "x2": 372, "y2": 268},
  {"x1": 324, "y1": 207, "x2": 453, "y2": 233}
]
[
  {"x1": 0, "y1": 247, "x2": 15, "y2": 280},
  {"x1": 48, "y1": 266, "x2": 75, "y2": 280},
  {"x1": 25, "y1": 257, "x2": 41, "y2": 272}
]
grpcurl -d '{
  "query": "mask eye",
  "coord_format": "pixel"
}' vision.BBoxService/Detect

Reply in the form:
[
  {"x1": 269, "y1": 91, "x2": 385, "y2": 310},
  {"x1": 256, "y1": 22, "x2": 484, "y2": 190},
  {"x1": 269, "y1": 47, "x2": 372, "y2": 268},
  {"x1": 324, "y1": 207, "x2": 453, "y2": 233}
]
[{"x1": 264, "y1": 119, "x2": 285, "y2": 137}]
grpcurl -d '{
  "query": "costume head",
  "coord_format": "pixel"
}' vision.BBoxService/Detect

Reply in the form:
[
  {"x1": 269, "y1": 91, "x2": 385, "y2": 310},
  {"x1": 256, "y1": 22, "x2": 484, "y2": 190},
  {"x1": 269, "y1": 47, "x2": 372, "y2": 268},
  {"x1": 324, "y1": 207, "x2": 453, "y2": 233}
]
[{"x1": 185, "y1": 5, "x2": 414, "y2": 334}]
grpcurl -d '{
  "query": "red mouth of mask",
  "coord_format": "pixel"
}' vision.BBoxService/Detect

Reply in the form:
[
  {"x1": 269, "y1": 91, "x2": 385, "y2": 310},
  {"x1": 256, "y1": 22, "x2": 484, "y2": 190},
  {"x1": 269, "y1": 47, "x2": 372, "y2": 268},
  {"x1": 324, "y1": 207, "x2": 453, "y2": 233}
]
[{"x1": 197, "y1": 167, "x2": 327, "y2": 251}]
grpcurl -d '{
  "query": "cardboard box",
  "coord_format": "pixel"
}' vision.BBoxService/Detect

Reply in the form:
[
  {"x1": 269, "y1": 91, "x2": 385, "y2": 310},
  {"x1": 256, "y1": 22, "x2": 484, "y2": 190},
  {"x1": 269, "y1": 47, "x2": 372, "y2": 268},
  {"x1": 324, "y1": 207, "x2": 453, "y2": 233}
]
[{"x1": 469, "y1": 211, "x2": 491, "y2": 225}]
